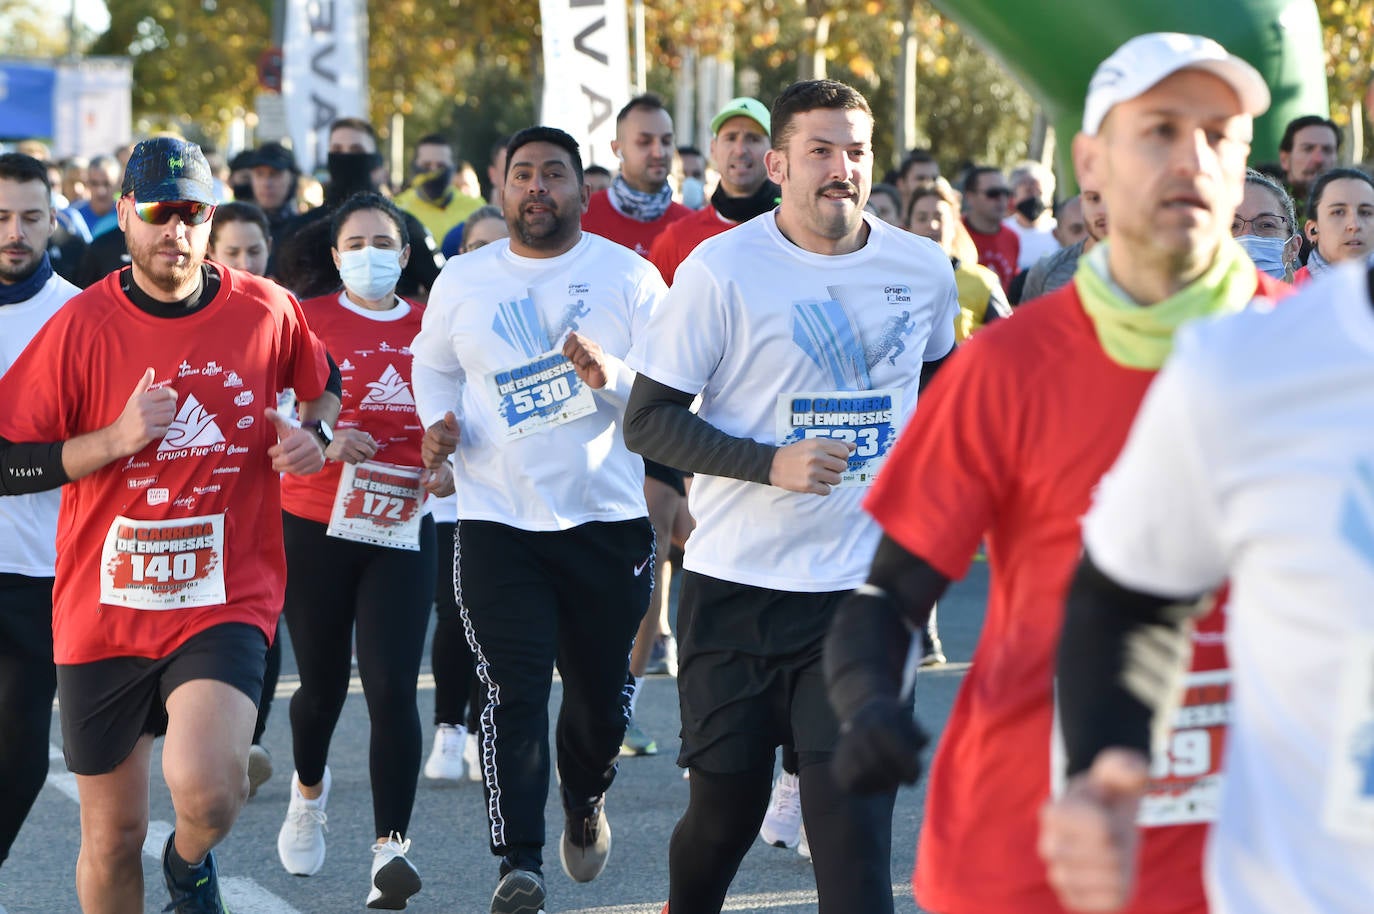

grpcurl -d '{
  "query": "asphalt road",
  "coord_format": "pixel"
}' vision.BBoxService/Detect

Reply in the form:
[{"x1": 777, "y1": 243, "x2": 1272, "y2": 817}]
[{"x1": 2, "y1": 560, "x2": 989, "y2": 914}]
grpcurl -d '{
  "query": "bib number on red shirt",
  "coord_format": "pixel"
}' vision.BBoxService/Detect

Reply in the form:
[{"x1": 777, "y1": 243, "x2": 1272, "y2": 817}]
[
  {"x1": 1139, "y1": 669, "x2": 1229, "y2": 826},
  {"x1": 100, "y1": 514, "x2": 227, "y2": 610},
  {"x1": 327, "y1": 460, "x2": 423, "y2": 550}
]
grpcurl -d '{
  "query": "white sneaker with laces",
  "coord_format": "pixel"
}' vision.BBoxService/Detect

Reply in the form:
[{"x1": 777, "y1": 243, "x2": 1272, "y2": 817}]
[
  {"x1": 758, "y1": 771, "x2": 802, "y2": 849},
  {"x1": 277, "y1": 767, "x2": 330, "y2": 876},
  {"x1": 367, "y1": 832, "x2": 421, "y2": 909},
  {"x1": 423, "y1": 724, "x2": 467, "y2": 781},
  {"x1": 464, "y1": 729, "x2": 483, "y2": 782}
]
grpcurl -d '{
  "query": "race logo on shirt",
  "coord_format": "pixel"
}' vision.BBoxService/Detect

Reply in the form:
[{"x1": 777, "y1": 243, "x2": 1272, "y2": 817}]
[
  {"x1": 778, "y1": 289, "x2": 920, "y2": 480},
  {"x1": 491, "y1": 292, "x2": 591, "y2": 359},
  {"x1": 157, "y1": 393, "x2": 227, "y2": 458},
  {"x1": 359, "y1": 364, "x2": 416, "y2": 412}
]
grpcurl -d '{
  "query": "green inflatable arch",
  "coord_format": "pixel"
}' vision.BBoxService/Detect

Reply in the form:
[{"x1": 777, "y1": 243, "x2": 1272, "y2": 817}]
[{"x1": 932, "y1": 0, "x2": 1329, "y2": 170}]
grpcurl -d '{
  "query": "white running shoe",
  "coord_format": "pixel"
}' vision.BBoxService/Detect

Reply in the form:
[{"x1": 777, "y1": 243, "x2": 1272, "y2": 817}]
[
  {"x1": 367, "y1": 832, "x2": 421, "y2": 909},
  {"x1": 423, "y1": 724, "x2": 467, "y2": 781},
  {"x1": 277, "y1": 768, "x2": 330, "y2": 876},
  {"x1": 798, "y1": 822, "x2": 811, "y2": 860},
  {"x1": 464, "y1": 729, "x2": 483, "y2": 782},
  {"x1": 758, "y1": 771, "x2": 802, "y2": 849}
]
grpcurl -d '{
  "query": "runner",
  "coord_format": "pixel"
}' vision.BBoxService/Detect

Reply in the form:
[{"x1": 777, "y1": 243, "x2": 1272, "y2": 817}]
[
  {"x1": 623, "y1": 78, "x2": 958, "y2": 914},
  {"x1": 1039, "y1": 255, "x2": 1374, "y2": 914},
  {"x1": 0, "y1": 153, "x2": 81, "y2": 874},
  {"x1": 423, "y1": 205, "x2": 510, "y2": 785},
  {"x1": 820, "y1": 32, "x2": 1281, "y2": 914},
  {"x1": 411, "y1": 126, "x2": 661, "y2": 914},
  {"x1": 0, "y1": 137, "x2": 339, "y2": 914},
  {"x1": 274, "y1": 192, "x2": 450, "y2": 910}
]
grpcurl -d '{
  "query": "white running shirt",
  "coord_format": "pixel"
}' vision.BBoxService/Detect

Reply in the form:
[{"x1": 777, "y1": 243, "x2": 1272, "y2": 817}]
[
  {"x1": 1082, "y1": 260, "x2": 1374, "y2": 914},
  {"x1": 411, "y1": 233, "x2": 664, "y2": 530},
  {"x1": 0, "y1": 272, "x2": 80, "y2": 576},
  {"x1": 627, "y1": 211, "x2": 959, "y2": 592}
]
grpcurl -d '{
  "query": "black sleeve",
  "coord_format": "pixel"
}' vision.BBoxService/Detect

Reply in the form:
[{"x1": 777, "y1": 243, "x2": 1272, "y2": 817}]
[
  {"x1": 0, "y1": 437, "x2": 70, "y2": 496},
  {"x1": 919, "y1": 351, "x2": 951, "y2": 393},
  {"x1": 623, "y1": 373, "x2": 777, "y2": 484},
  {"x1": 1007, "y1": 269, "x2": 1029, "y2": 306},
  {"x1": 398, "y1": 214, "x2": 441, "y2": 297},
  {"x1": 324, "y1": 352, "x2": 342, "y2": 399},
  {"x1": 823, "y1": 534, "x2": 951, "y2": 716},
  {"x1": 1058, "y1": 552, "x2": 1205, "y2": 776}
]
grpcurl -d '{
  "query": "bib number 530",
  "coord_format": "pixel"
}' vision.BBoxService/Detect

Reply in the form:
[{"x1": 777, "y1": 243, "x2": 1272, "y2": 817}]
[{"x1": 512, "y1": 377, "x2": 572, "y2": 414}]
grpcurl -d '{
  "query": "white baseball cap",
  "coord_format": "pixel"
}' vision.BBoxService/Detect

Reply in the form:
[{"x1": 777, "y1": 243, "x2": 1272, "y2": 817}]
[{"x1": 1081, "y1": 32, "x2": 1270, "y2": 136}]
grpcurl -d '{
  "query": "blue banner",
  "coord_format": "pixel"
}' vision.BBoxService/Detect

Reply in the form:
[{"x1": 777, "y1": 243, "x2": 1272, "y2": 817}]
[{"x1": 0, "y1": 63, "x2": 57, "y2": 139}]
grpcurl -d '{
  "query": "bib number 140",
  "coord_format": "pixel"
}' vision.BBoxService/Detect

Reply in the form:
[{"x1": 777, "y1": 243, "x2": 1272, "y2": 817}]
[{"x1": 128, "y1": 552, "x2": 198, "y2": 583}]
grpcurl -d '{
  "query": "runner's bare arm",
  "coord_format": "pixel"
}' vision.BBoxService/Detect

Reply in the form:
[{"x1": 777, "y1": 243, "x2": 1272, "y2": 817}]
[{"x1": 268, "y1": 390, "x2": 341, "y2": 475}]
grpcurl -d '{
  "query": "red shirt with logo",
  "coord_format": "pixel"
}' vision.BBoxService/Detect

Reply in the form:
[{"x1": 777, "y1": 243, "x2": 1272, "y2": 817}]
[
  {"x1": 867, "y1": 275, "x2": 1287, "y2": 914},
  {"x1": 281, "y1": 293, "x2": 426, "y2": 523},
  {"x1": 964, "y1": 221, "x2": 1020, "y2": 291},
  {"x1": 582, "y1": 189, "x2": 691, "y2": 259},
  {"x1": 647, "y1": 205, "x2": 738, "y2": 284},
  {"x1": 0, "y1": 266, "x2": 330, "y2": 664}
]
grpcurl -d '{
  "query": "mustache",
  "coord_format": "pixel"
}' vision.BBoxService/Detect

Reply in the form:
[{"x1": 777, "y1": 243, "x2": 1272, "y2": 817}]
[
  {"x1": 818, "y1": 182, "x2": 858, "y2": 198},
  {"x1": 1, "y1": 243, "x2": 34, "y2": 255}
]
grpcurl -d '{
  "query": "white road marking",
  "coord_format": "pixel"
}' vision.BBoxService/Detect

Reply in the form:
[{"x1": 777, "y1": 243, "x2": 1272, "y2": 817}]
[{"x1": 559, "y1": 885, "x2": 913, "y2": 913}]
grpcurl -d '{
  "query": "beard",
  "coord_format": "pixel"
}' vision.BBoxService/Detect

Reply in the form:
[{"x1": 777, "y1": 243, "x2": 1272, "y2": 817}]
[
  {"x1": 0, "y1": 243, "x2": 44, "y2": 284},
  {"x1": 127, "y1": 232, "x2": 204, "y2": 296},
  {"x1": 512, "y1": 201, "x2": 575, "y2": 250}
]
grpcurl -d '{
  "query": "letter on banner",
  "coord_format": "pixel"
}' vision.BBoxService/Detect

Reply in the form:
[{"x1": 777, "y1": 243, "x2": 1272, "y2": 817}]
[
  {"x1": 538, "y1": 0, "x2": 630, "y2": 166},
  {"x1": 282, "y1": 0, "x2": 370, "y2": 173}
]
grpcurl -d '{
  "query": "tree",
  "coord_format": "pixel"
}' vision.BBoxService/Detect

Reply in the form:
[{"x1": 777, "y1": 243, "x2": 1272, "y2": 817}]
[{"x1": 0, "y1": 0, "x2": 98, "y2": 58}]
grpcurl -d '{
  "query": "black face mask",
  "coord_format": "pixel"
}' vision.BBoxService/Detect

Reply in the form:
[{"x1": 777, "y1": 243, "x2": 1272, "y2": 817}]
[
  {"x1": 417, "y1": 165, "x2": 455, "y2": 200},
  {"x1": 1016, "y1": 196, "x2": 1047, "y2": 222},
  {"x1": 326, "y1": 151, "x2": 383, "y2": 197},
  {"x1": 231, "y1": 182, "x2": 254, "y2": 202}
]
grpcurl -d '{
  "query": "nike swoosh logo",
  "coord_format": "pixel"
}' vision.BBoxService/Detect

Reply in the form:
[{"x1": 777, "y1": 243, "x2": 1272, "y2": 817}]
[{"x1": 633, "y1": 556, "x2": 651, "y2": 577}]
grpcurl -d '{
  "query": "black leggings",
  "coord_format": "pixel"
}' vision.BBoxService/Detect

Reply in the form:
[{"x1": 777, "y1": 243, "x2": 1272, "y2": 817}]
[
  {"x1": 0, "y1": 574, "x2": 55, "y2": 868},
  {"x1": 668, "y1": 758, "x2": 897, "y2": 914},
  {"x1": 281, "y1": 512, "x2": 436, "y2": 838},
  {"x1": 432, "y1": 522, "x2": 480, "y2": 730}
]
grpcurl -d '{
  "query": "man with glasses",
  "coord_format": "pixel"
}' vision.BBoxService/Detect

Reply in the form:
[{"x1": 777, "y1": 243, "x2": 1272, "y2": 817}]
[
  {"x1": 961, "y1": 166, "x2": 1020, "y2": 289},
  {"x1": 1232, "y1": 169, "x2": 1301, "y2": 281},
  {"x1": 0, "y1": 137, "x2": 341, "y2": 914}
]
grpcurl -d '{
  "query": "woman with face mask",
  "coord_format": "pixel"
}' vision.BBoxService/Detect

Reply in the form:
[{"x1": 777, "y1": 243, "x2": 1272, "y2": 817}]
[
  {"x1": 1231, "y1": 169, "x2": 1301, "y2": 282},
  {"x1": 1296, "y1": 167, "x2": 1374, "y2": 283},
  {"x1": 273, "y1": 192, "x2": 451, "y2": 910}
]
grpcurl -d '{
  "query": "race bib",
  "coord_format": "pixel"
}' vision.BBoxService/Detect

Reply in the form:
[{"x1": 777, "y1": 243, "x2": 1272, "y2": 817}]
[
  {"x1": 1140, "y1": 670, "x2": 1229, "y2": 826},
  {"x1": 775, "y1": 389, "x2": 902, "y2": 487},
  {"x1": 1322, "y1": 636, "x2": 1374, "y2": 840},
  {"x1": 100, "y1": 514, "x2": 227, "y2": 610},
  {"x1": 485, "y1": 350, "x2": 596, "y2": 440},
  {"x1": 327, "y1": 461, "x2": 424, "y2": 550}
]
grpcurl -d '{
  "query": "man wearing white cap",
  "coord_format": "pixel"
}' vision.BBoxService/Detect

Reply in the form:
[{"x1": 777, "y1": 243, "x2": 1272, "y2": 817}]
[{"x1": 819, "y1": 32, "x2": 1282, "y2": 914}]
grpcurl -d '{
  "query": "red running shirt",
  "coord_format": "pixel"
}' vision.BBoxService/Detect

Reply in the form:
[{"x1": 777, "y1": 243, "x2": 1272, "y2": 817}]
[
  {"x1": 647, "y1": 205, "x2": 736, "y2": 285},
  {"x1": 280, "y1": 293, "x2": 426, "y2": 523},
  {"x1": 964, "y1": 222, "x2": 1020, "y2": 291},
  {"x1": 582, "y1": 189, "x2": 691, "y2": 259},
  {"x1": 867, "y1": 275, "x2": 1286, "y2": 914},
  {"x1": 0, "y1": 267, "x2": 330, "y2": 664}
]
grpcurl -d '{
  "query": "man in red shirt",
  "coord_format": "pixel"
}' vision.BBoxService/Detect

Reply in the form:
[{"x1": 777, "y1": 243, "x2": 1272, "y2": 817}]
[
  {"x1": 648, "y1": 97, "x2": 779, "y2": 285},
  {"x1": 0, "y1": 137, "x2": 339, "y2": 914},
  {"x1": 823, "y1": 32, "x2": 1281, "y2": 914},
  {"x1": 961, "y1": 165, "x2": 1019, "y2": 290}
]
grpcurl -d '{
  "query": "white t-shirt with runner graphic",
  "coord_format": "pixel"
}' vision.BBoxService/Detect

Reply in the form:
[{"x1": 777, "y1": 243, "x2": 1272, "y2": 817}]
[
  {"x1": 627, "y1": 211, "x2": 958, "y2": 592},
  {"x1": 411, "y1": 233, "x2": 664, "y2": 530},
  {"x1": 1082, "y1": 260, "x2": 1374, "y2": 914},
  {"x1": 0, "y1": 272, "x2": 80, "y2": 577}
]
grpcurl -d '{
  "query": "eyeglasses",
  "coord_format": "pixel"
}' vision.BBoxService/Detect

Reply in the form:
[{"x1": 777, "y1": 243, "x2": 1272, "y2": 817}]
[
  {"x1": 131, "y1": 199, "x2": 216, "y2": 226},
  {"x1": 1230, "y1": 213, "x2": 1289, "y2": 238},
  {"x1": 982, "y1": 187, "x2": 1012, "y2": 199}
]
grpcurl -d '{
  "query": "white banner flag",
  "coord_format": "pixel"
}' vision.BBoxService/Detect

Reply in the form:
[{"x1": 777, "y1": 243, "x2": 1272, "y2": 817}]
[
  {"x1": 538, "y1": 0, "x2": 630, "y2": 167},
  {"x1": 282, "y1": 0, "x2": 369, "y2": 173}
]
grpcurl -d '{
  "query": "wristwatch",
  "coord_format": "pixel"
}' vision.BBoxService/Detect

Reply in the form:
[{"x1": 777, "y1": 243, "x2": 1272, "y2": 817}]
[{"x1": 303, "y1": 419, "x2": 334, "y2": 449}]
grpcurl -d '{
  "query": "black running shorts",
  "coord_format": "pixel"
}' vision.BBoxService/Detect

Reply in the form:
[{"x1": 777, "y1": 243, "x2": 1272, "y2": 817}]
[{"x1": 56, "y1": 622, "x2": 267, "y2": 775}]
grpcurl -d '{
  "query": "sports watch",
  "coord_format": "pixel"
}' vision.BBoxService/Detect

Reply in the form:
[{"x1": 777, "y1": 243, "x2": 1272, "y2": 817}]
[{"x1": 303, "y1": 419, "x2": 334, "y2": 449}]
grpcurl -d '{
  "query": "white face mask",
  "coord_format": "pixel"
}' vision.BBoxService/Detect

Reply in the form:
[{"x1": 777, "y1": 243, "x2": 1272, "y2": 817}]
[
  {"x1": 1235, "y1": 234, "x2": 1289, "y2": 280},
  {"x1": 680, "y1": 176, "x2": 706, "y2": 210},
  {"x1": 337, "y1": 246, "x2": 402, "y2": 301}
]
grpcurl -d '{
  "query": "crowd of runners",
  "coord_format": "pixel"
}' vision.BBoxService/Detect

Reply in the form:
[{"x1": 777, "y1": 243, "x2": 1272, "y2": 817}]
[{"x1": 1, "y1": 27, "x2": 1373, "y2": 914}]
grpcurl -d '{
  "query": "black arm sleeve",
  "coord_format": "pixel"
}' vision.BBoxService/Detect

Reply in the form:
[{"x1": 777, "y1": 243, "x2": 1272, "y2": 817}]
[
  {"x1": 919, "y1": 351, "x2": 951, "y2": 394},
  {"x1": 623, "y1": 373, "x2": 777, "y2": 484},
  {"x1": 824, "y1": 534, "x2": 951, "y2": 716},
  {"x1": 324, "y1": 352, "x2": 342, "y2": 399},
  {"x1": 1058, "y1": 552, "x2": 1204, "y2": 776},
  {"x1": 0, "y1": 437, "x2": 70, "y2": 496}
]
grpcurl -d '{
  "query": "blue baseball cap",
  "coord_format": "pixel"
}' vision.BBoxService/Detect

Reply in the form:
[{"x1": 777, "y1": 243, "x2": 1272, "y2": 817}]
[{"x1": 120, "y1": 137, "x2": 216, "y2": 205}]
